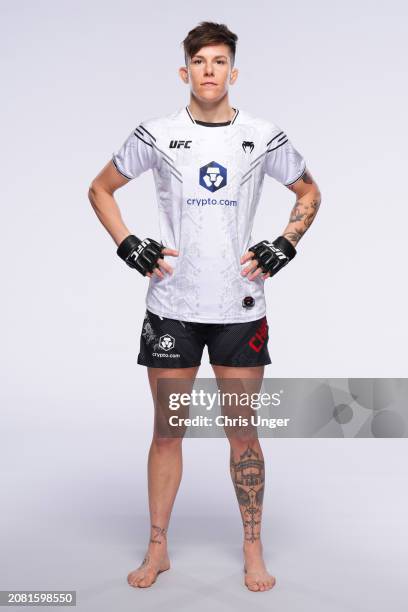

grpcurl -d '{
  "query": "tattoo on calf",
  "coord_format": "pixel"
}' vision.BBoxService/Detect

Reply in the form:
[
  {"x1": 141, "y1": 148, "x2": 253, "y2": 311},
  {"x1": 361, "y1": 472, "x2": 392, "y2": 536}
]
[
  {"x1": 150, "y1": 524, "x2": 167, "y2": 544},
  {"x1": 230, "y1": 446, "x2": 265, "y2": 543}
]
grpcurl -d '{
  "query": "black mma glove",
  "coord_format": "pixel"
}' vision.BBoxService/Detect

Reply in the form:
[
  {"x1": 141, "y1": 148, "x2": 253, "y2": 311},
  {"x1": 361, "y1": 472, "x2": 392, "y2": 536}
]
[
  {"x1": 117, "y1": 234, "x2": 164, "y2": 276},
  {"x1": 248, "y1": 236, "x2": 296, "y2": 278}
]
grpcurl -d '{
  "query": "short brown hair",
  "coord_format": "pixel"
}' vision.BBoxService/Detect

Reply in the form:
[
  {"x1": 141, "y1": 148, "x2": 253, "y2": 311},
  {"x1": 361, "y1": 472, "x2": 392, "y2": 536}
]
[{"x1": 182, "y1": 21, "x2": 238, "y2": 66}]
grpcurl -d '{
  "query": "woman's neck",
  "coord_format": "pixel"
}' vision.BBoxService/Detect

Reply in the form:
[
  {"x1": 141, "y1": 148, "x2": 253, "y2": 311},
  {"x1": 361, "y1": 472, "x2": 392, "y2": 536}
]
[{"x1": 187, "y1": 95, "x2": 235, "y2": 123}]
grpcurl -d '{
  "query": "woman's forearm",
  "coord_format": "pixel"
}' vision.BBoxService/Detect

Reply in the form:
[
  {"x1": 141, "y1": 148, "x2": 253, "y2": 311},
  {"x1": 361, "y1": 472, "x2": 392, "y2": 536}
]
[
  {"x1": 282, "y1": 189, "x2": 322, "y2": 248},
  {"x1": 88, "y1": 186, "x2": 131, "y2": 247}
]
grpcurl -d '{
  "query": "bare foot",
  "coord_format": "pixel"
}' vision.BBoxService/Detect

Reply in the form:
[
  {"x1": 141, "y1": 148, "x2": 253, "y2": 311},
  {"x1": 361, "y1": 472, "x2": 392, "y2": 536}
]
[
  {"x1": 243, "y1": 541, "x2": 276, "y2": 592},
  {"x1": 127, "y1": 551, "x2": 170, "y2": 588}
]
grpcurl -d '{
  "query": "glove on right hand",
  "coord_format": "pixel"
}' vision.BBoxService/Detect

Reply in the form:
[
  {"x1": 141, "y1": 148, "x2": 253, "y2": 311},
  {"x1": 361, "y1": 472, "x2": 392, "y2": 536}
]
[{"x1": 117, "y1": 235, "x2": 164, "y2": 276}]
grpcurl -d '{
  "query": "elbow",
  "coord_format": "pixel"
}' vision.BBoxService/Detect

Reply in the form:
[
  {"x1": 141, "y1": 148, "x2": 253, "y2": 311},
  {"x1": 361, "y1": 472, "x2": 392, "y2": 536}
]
[
  {"x1": 312, "y1": 183, "x2": 322, "y2": 204},
  {"x1": 88, "y1": 182, "x2": 99, "y2": 208}
]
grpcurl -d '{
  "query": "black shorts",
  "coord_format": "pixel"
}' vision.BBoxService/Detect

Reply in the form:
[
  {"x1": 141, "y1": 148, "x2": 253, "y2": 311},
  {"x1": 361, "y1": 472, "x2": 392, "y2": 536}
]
[{"x1": 137, "y1": 309, "x2": 271, "y2": 368}]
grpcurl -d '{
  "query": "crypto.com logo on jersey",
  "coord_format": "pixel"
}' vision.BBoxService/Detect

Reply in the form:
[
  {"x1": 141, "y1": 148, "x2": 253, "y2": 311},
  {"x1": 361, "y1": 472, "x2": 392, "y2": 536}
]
[{"x1": 199, "y1": 161, "x2": 227, "y2": 193}]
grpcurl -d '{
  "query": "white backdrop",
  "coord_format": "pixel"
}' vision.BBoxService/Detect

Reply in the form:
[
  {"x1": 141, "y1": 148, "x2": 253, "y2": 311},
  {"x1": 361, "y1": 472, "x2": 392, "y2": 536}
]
[{"x1": 1, "y1": 1, "x2": 407, "y2": 610}]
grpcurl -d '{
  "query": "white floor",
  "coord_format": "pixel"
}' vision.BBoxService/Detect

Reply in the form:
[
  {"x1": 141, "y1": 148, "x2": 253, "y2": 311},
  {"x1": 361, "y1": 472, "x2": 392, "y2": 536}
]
[{"x1": 2, "y1": 423, "x2": 407, "y2": 611}]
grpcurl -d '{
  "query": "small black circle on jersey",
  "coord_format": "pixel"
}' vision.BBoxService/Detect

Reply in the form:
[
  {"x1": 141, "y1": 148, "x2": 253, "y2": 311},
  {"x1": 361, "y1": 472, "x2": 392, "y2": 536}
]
[{"x1": 242, "y1": 296, "x2": 255, "y2": 308}]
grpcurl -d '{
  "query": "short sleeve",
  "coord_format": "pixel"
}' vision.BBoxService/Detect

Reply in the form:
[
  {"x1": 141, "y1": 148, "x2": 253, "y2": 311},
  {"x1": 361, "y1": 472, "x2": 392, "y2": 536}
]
[
  {"x1": 264, "y1": 126, "x2": 306, "y2": 186},
  {"x1": 112, "y1": 124, "x2": 157, "y2": 180}
]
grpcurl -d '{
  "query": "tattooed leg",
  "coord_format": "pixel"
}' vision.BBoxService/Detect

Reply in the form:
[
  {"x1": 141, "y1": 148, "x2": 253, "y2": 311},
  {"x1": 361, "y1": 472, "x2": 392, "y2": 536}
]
[
  {"x1": 150, "y1": 524, "x2": 167, "y2": 545},
  {"x1": 230, "y1": 441, "x2": 276, "y2": 592},
  {"x1": 127, "y1": 436, "x2": 178, "y2": 588},
  {"x1": 127, "y1": 467, "x2": 173, "y2": 589},
  {"x1": 211, "y1": 364, "x2": 275, "y2": 591},
  {"x1": 230, "y1": 444, "x2": 265, "y2": 543},
  {"x1": 127, "y1": 365, "x2": 199, "y2": 589}
]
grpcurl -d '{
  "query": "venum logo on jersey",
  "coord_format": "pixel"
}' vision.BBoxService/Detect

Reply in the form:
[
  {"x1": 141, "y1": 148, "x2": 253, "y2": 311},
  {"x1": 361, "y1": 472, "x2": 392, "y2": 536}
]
[
  {"x1": 242, "y1": 141, "x2": 255, "y2": 153},
  {"x1": 199, "y1": 161, "x2": 227, "y2": 193}
]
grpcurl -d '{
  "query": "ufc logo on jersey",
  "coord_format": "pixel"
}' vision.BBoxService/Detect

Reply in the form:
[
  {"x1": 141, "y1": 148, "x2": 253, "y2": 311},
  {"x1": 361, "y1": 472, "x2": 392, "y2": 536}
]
[{"x1": 169, "y1": 140, "x2": 192, "y2": 149}]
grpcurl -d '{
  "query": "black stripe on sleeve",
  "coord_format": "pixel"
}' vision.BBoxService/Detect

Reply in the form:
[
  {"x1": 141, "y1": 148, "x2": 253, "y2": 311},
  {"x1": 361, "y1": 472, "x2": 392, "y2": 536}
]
[
  {"x1": 133, "y1": 132, "x2": 153, "y2": 148},
  {"x1": 111, "y1": 156, "x2": 133, "y2": 180},
  {"x1": 284, "y1": 162, "x2": 307, "y2": 186},
  {"x1": 266, "y1": 138, "x2": 288, "y2": 153},
  {"x1": 267, "y1": 131, "x2": 285, "y2": 146},
  {"x1": 139, "y1": 124, "x2": 157, "y2": 142}
]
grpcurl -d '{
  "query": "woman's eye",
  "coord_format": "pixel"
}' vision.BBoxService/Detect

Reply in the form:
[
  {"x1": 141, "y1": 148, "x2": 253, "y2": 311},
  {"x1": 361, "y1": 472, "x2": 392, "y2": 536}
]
[{"x1": 192, "y1": 59, "x2": 226, "y2": 65}]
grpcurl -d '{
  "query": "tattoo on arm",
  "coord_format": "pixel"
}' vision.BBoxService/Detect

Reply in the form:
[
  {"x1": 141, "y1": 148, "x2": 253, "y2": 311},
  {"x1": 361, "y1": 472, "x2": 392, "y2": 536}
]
[
  {"x1": 289, "y1": 204, "x2": 306, "y2": 223},
  {"x1": 283, "y1": 230, "x2": 304, "y2": 245},
  {"x1": 284, "y1": 196, "x2": 321, "y2": 246},
  {"x1": 230, "y1": 445, "x2": 265, "y2": 543}
]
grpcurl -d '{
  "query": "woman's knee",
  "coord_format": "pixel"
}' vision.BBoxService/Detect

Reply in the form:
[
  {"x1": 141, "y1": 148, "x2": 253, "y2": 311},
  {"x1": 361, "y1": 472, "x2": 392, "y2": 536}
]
[
  {"x1": 228, "y1": 432, "x2": 260, "y2": 453},
  {"x1": 151, "y1": 436, "x2": 183, "y2": 451}
]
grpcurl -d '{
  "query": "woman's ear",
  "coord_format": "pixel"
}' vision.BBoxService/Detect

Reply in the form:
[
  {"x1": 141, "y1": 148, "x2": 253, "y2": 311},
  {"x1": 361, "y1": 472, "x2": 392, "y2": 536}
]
[
  {"x1": 178, "y1": 66, "x2": 189, "y2": 84},
  {"x1": 230, "y1": 67, "x2": 238, "y2": 85}
]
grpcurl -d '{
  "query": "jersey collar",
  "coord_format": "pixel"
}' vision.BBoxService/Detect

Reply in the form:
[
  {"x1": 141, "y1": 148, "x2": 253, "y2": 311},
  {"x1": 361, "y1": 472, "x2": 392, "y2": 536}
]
[{"x1": 184, "y1": 105, "x2": 240, "y2": 127}]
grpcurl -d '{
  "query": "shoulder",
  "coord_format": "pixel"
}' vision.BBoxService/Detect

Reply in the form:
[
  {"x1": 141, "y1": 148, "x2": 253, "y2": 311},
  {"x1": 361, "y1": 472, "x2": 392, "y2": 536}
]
[
  {"x1": 139, "y1": 109, "x2": 185, "y2": 135},
  {"x1": 121, "y1": 110, "x2": 180, "y2": 148},
  {"x1": 238, "y1": 109, "x2": 287, "y2": 143}
]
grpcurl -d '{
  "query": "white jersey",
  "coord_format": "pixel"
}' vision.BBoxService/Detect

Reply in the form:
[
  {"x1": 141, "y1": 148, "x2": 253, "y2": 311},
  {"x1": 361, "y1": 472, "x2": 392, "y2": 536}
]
[{"x1": 112, "y1": 107, "x2": 306, "y2": 323}]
